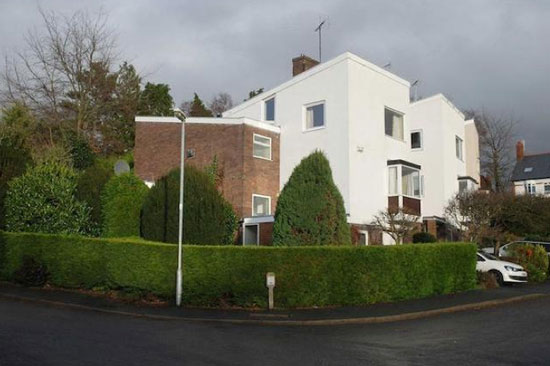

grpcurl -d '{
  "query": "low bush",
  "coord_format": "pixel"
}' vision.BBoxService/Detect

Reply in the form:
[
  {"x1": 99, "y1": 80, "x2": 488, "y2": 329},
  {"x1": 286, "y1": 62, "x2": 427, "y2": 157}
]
[
  {"x1": 0, "y1": 232, "x2": 477, "y2": 307},
  {"x1": 412, "y1": 232, "x2": 437, "y2": 243},
  {"x1": 101, "y1": 173, "x2": 148, "y2": 237},
  {"x1": 507, "y1": 244, "x2": 548, "y2": 283}
]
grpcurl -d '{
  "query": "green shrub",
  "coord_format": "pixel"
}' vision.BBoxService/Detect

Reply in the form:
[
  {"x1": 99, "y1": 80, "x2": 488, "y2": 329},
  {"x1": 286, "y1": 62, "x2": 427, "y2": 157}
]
[
  {"x1": 4, "y1": 162, "x2": 91, "y2": 234},
  {"x1": 0, "y1": 232, "x2": 477, "y2": 307},
  {"x1": 140, "y1": 166, "x2": 238, "y2": 245},
  {"x1": 0, "y1": 134, "x2": 32, "y2": 229},
  {"x1": 508, "y1": 244, "x2": 548, "y2": 283},
  {"x1": 273, "y1": 151, "x2": 350, "y2": 246},
  {"x1": 413, "y1": 232, "x2": 437, "y2": 243},
  {"x1": 76, "y1": 159, "x2": 114, "y2": 235},
  {"x1": 101, "y1": 173, "x2": 148, "y2": 237}
]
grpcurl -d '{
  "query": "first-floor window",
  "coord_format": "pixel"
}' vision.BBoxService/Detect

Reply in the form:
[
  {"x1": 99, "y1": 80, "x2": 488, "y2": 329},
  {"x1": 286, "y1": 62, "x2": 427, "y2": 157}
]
[
  {"x1": 411, "y1": 131, "x2": 422, "y2": 149},
  {"x1": 253, "y1": 134, "x2": 272, "y2": 160},
  {"x1": 402, "y1": 166, "x2": 421, "y2": 198},
  {"x1": 252, "y1": 194, "x2": 271, "y2": 216},
  {"x1": 456, "y1": 136, "x2": 464, "y2": 160},
  {"x1": 388, "y1": 166, "x2": 398, "y2": 195},
  {"x1": 385, "y1": 108, "x2": 404, "y2": 140},
  {"x1": 545, "y1": 183, "x2": 550, "y2": 194}
]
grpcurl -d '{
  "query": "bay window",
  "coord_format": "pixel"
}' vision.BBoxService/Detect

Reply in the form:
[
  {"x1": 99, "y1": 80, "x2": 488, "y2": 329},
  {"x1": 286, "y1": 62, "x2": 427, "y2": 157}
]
[{"x1": 388, "y1": 163, "x2": 423, "y2": 198}]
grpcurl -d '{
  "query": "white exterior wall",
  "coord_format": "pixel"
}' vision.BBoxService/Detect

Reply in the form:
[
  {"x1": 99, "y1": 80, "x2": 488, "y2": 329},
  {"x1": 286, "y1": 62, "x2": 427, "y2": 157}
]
[
  {"x1": 225, "y1": 55, "x2": 352, "y2": 212},
  {"x1": 409, "y1": 94, "x2": 466, "y2": 218},
  {"x1": 346, "y1": 57, "x2": 411, "y2": 224}
]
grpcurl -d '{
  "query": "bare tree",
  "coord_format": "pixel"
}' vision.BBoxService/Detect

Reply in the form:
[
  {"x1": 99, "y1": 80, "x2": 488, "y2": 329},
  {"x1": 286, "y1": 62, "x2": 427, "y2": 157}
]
[
  {"x1": 372, "y1": 208, "x2": 419, "y2": 244},
  {"x1": 209, "y1": 92, "x2": 233, "y2": 117},
  {"x1": 465, "y1": 109, "x2": 516, "y2": 192},
  {"x1": 444, "y1": 191, "x2": 510, "y2": 251},
  {"x1": 1, "y1": 7, "x2": 117, "y2": 141}
]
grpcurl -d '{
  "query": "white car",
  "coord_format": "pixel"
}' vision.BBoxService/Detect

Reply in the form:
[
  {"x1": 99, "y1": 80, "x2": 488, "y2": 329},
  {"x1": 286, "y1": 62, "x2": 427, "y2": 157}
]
[{"x1": 476, "y1": 252, "x2": 528, "y2": 285}]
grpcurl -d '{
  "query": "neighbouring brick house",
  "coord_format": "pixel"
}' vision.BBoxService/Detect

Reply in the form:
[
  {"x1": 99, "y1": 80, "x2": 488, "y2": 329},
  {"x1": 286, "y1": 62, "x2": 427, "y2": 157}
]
[{"x1": 134, "y1": 116, "x2": 280, "y2": 245}]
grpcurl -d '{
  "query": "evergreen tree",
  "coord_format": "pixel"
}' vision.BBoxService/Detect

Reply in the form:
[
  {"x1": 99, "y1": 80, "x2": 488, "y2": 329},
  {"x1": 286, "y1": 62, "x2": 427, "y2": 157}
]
[
  {"x1": 189, "y1": 93, "x2": 213, "y2": 117},
  {"x1": 137, "y1": 83, "x2": 174, "y2": 117},
  {"x1": 273, "y1": 151, "x2": 351, "y2": 246},
  {"x1": 141, "y1": 165, "x2": 237, "y2": 244}
]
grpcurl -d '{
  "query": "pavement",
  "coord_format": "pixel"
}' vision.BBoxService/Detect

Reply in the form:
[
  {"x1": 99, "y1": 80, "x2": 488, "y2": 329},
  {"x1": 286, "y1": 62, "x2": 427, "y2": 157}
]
[
  {"x1": 1, "y1": 280, "x2": 549, "y2": 325},
  {"x1": 2, "y1": 285, "x2": 550, "y2": 365}
]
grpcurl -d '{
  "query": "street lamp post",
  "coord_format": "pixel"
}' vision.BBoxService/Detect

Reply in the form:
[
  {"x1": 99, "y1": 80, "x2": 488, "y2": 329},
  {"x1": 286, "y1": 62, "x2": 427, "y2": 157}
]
[{"x1": 176, "y1": 113, "x2": 185, "y2": 306}]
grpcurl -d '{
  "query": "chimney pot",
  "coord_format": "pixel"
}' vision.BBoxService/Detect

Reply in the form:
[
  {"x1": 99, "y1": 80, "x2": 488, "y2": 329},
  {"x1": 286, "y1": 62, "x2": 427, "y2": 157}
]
[
  {"x1": 292, "y1": 54, "x2": 319, "y2": 77},
  {"x1": 516, "y1": 140, "x2": 525, "y2": 161}
]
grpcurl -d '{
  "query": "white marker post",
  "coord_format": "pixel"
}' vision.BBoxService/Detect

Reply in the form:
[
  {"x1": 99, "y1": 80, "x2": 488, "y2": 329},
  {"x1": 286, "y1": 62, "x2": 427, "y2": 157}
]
[{"x1": 266, "y1": 272, "x2": 275, "y2": 310}]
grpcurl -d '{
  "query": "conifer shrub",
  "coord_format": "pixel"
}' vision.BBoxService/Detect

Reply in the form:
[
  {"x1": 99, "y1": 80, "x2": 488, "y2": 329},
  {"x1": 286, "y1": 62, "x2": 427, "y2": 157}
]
[
  {"x1": 273, "y1": 150, "x2": 351, "y2": 246},
  {"x1": 76, "y1": 159, "x2": 114, "y2": 235},
  {"x1": 140, "y1": 166, "x2": 237, "y2": 245},
  {"x1": 101, "y1": 172, "x2": 148, "y2": 237}
]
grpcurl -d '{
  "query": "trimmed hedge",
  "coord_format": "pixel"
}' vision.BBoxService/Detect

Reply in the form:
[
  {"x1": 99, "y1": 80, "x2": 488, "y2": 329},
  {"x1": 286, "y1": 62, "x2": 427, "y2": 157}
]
[
  {"x1": 0, "y1": 232, "x2": 477, "y2": 308},
  {"x1": 101, "y1": 173, "x2": 149, "y2": 237}
]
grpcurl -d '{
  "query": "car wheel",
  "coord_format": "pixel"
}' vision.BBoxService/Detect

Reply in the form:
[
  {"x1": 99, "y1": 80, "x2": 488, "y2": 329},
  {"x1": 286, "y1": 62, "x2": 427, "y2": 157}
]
[{"x1": 490, "y1": 270, "x2": 504, "y2": 286}]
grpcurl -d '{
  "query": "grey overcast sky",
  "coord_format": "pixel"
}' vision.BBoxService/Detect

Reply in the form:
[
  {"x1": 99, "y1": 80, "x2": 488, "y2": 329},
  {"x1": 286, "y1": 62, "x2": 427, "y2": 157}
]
[{"x1": 1, "y1": 0, "x2": 549, "y2": 152}]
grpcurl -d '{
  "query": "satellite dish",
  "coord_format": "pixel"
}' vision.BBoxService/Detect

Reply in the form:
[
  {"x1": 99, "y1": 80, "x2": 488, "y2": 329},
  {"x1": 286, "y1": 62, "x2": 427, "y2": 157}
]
[{"x1": 114, "y1": 160, "x2": 130, "y2": 176}]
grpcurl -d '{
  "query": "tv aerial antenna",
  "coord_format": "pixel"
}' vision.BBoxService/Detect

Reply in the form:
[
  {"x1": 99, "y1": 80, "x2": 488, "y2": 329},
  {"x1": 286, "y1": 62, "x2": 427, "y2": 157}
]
[
  {"x1": 411, "y1": 80, "x2": 421, "y2": 102},
  {"x1": 314, "y1": 17, "x2": 329, "y2": 62}
]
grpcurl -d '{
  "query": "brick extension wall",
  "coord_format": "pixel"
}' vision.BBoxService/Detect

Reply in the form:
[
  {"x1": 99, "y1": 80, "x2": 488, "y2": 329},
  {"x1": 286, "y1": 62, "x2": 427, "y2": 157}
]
[{"x1": 134, "y1": 121, "x2": 280, "y2": 219}]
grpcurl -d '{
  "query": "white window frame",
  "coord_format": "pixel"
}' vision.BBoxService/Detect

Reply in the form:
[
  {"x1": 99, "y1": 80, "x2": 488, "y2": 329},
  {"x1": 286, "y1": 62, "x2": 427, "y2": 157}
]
[
  {"x1": 456, "y1": 136, "x2": 464, "y2": 161},
  {"x1": 358, "y1": 230, "x2": 369, "y2": 246},
  {"x1": 410, "y1": 129, "x2": 423, "y2": 151},
  {"x1": 252, "y1": 194, "x2": 271, "y2": 216},
  {"x1": 384, "y1": 107, "x2": 405, "y2": 141},
  {"x1": 545, "y1": 183, "x2": 550, "y2": 195},
  {"x1": 303, "y1": 100, "x2": 326, "y2": 132},
  {"x1": 388, "y1": 164, "x2": 423, "y2": 199},
  {"x1": 252, "y1": 133, "x2": 272, "y2": 160},
  {"x1": 263, "y1": 96, "x2": 275, "y2": 122},
  {"x1": 525, "y1": 182, "x2": 537, "y2": 195}
]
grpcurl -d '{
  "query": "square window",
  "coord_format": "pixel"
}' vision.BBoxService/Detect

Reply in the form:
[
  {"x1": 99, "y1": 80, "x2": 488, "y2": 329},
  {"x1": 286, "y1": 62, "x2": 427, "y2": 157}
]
[
  {"x1": 526, "y1": 183, "x2": 537, "y2": 195},
  {"x1": 385, "y1": 108, "x2": 404, "y2": 140},
  {"x1": 411, "y1": 131, "x2": 422, "y2": 149},
  {"x1": 264, "y1": 97, "x2": 275, "y2": 121},
  {"x1": 252, "y1": 195, "x2": 271, "y2": 216},
  {"x1": 253, "y1": 134, "x2": 272, "y2": 160},
  {"x1": 402, "y1": 166, "x2": 421, "y2": 198},
  {"x1": 456, "y1": 136, "x2": 463, "y2": 160},
  {"x1": 545, "y1": 184, "x2": 550, "y2": 194},
  {"x1": 306, "y1": 103, "x2": 325, "y2": 129}
]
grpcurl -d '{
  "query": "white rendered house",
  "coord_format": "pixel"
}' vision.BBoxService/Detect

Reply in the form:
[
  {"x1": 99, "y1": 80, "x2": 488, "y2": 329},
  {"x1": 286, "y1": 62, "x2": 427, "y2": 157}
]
[{"x1": 223, "y1": 52, "x2": 480, "y2": 243}]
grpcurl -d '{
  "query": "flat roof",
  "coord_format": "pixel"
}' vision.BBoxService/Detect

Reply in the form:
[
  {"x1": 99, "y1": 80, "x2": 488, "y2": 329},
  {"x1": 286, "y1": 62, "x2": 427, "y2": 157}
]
[{"x1": 135, "y1": 116, "x2": 280, "y2": 133}]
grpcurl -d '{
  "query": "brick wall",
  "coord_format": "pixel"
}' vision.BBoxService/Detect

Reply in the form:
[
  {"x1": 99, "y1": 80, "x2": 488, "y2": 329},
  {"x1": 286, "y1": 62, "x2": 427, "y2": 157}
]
[{"x1": 134, "y1": 121, "x2": 280, "y2": 219}]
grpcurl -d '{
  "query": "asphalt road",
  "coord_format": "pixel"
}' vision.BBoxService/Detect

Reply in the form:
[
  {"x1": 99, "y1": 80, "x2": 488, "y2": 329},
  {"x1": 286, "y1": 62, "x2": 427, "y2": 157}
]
[{"x1": 1, "y1": 296, "x2": 549, "y2": 366}]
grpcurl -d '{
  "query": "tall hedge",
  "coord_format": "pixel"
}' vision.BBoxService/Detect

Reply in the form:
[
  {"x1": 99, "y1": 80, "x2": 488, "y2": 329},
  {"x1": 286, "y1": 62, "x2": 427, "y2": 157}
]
[
  {"x1": 101, "y1": 172, "x2": 148, "y2": 237},
  {"x1": 140, "y1": 166, "x2": 237, "y2": 245},
  {"x1": 76, "y1": 159, "x2": 114, "y2": 236},
  {"x1": 4, "y1": 162, "x2": 90, "y2": 234},
  {"x1": 274, "y1": 150, "x2": 350, "y2": 246},
  {"x1": 0, "y1": 232, "x2": 477, "y2": 308}
]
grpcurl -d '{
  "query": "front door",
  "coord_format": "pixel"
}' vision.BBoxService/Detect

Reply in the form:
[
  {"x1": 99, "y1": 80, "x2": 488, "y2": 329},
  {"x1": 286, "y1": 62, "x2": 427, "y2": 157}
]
[{"x1": 244, "y1": 224, "x2": 259, "y2": 245}]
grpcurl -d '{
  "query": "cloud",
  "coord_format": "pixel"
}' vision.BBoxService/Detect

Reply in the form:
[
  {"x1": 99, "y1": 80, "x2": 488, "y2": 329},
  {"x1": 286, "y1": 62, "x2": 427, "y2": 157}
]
[{"x1": 1, "y1": 0, "x2": 549, "y2": 151}]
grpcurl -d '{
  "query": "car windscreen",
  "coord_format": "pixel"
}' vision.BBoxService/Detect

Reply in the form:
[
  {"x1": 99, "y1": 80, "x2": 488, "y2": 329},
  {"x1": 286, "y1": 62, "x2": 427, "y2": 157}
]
[{"x1": 483, "y1": 252, "x2": 498, "y2": 260}]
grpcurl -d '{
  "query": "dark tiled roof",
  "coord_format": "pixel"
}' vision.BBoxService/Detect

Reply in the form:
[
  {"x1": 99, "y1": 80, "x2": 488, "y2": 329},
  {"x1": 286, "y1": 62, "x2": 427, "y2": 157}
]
[{"x1": 511, "y1": 153, "x2": 550, "y2": 181}]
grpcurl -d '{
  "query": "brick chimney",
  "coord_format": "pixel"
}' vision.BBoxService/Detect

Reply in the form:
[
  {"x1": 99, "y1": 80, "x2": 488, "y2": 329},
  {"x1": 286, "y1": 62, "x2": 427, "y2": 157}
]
[
  {"x1": 516, "y1": 140, "x2": 525, "y2": 161},
  {"x1": 292, "y1": 54, "x2": 319, "y2": 77}
]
